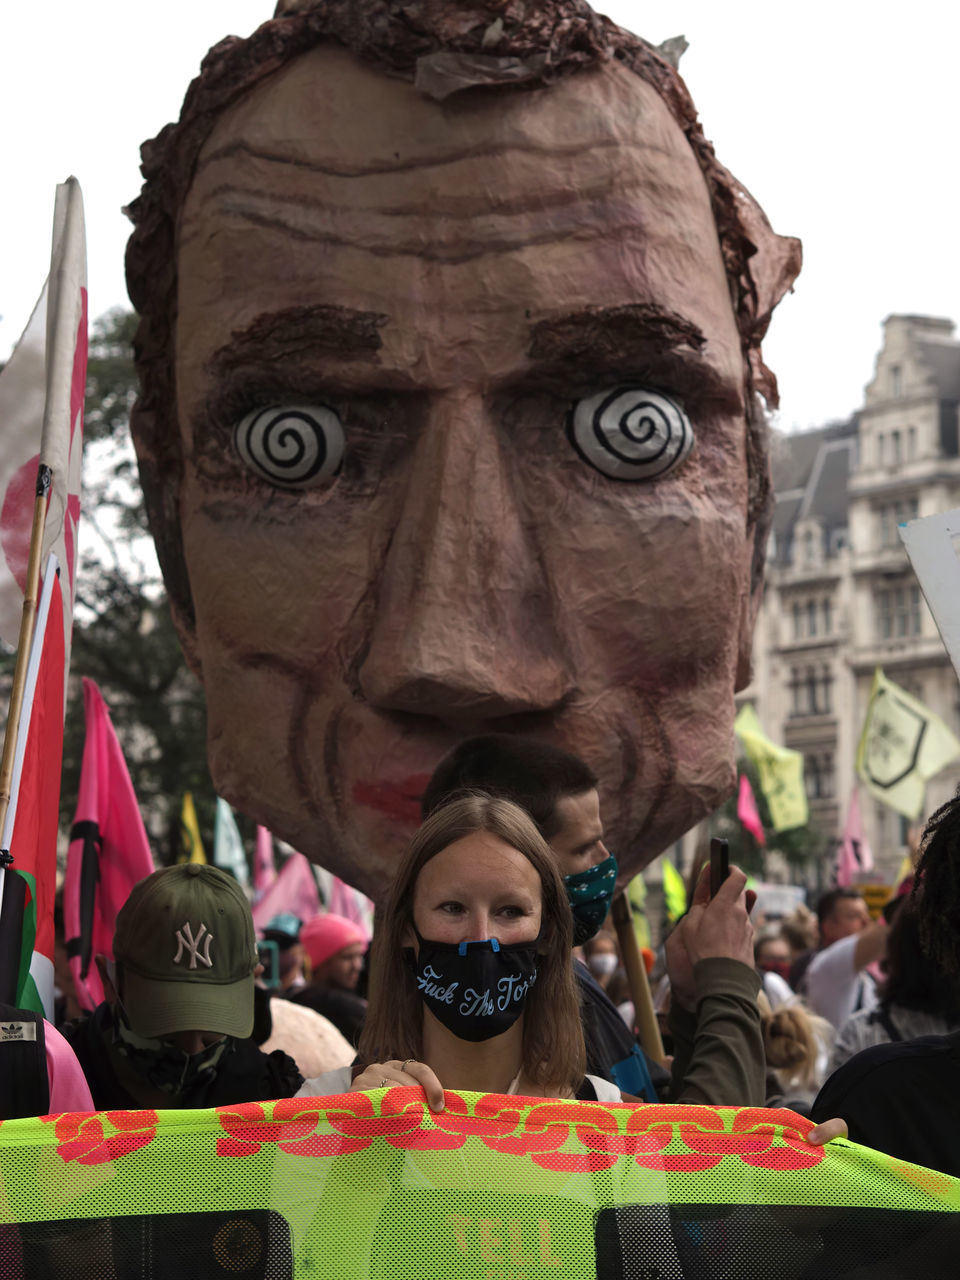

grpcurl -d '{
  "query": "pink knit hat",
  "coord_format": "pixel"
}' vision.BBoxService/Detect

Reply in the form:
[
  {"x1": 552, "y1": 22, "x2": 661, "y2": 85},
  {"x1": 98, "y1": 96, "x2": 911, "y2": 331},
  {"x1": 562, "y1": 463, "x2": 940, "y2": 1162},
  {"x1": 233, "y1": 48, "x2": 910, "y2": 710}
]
[{"x1": 300, "y1": 913, "x2": 368, "y2": 969}]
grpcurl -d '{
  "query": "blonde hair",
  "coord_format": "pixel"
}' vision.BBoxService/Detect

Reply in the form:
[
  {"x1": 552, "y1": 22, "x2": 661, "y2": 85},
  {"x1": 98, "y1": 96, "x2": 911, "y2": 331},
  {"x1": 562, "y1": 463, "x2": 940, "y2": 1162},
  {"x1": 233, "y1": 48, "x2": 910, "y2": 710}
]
[
  {"x1": 360, "y1": 794, "x2": 585, "y2": 1089},
  {"x1": 758, "y1": 993, "x2": 828, "y2": 1093}
]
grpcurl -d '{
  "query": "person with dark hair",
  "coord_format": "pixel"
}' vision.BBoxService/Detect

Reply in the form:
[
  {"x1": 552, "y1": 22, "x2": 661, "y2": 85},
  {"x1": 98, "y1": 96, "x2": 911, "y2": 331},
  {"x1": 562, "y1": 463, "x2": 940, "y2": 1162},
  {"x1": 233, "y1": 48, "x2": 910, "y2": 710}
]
[
  {"x1": 829, "y1": 898, "x2": 960, "y2": 1072},
  {"x1": 754, "y1": 929, "x2": 794, "y2": 1009},
  {"x1": 259, "y1": 912, "x2": 307, "y2": 992},
  {"x1": 801, "y1": 887, "x2": 887, "y2": 1028},
  {"x1": 812, "y1": 790, "x2": 960, "y2": 1174},
  {"x1": 124, "y1": 0, "x2": 800, "y2": 905},
  {"x1": 422, "y1": 734, "x2": 765, "y2": 1106}
]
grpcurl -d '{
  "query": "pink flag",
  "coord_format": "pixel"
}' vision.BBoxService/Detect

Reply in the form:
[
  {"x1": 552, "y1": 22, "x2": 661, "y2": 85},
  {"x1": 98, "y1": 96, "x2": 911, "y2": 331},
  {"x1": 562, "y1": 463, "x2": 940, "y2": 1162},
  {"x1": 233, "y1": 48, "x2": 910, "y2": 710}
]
[
  {"x1": 251, "y1": 853, "x2": 320, "y2": 930},
  {"x1": 327, "y1": 874, "x2": 374, "y2": 944},
  {"x1": 64, "y1": 679, "x2": 155, "y2": 1010},
  {"x1": 737, "y1": 774, "x2": 766, "y2": 845},
  {"x1": 837, "y1": 787, "x2": 874, "y2": 887},
  {"x1": 253, "y1": 826, "x2": 277, "y2": 897}
]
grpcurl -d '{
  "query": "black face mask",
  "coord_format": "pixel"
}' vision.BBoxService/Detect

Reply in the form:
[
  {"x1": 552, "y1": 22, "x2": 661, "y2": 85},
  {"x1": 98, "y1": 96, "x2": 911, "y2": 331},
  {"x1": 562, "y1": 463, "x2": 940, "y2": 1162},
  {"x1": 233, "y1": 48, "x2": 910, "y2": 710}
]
[
  {"x1": 407, "y1": 926, "x2": 539, "y2": 1043},
  {"x1": 112, "y1": 1004, "x2": 231, "y2": 1101}
]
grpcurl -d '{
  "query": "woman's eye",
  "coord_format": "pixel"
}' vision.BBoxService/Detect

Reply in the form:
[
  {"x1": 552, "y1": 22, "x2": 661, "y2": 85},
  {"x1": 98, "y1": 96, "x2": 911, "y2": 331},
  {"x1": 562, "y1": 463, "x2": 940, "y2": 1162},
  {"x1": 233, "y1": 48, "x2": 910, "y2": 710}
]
[
  {"x1": 567, "y1": 387, "x2": 693, "y2": 480},
  {"x1": 234, "y1": 404, "x2": 345, "y2": 488}
]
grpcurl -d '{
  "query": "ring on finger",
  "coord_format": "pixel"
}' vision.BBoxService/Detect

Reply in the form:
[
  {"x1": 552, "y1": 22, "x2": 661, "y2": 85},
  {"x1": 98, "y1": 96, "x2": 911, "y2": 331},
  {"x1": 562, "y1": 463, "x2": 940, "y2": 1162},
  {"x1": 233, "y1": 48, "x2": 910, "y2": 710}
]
[
  {"x1": 380, "y1": 1077, "x2": 388, "y2": 1087},
  {"x1": 400, "y1": 1059, "x2": 413, "y2": 1073}
]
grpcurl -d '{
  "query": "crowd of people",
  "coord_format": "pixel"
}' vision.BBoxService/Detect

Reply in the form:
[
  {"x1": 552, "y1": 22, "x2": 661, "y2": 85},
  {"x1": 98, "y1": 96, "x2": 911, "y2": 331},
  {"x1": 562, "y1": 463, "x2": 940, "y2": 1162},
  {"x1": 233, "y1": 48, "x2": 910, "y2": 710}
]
[{"x1": 15, "y1": 731, "x2": 960, "y2": 1184}]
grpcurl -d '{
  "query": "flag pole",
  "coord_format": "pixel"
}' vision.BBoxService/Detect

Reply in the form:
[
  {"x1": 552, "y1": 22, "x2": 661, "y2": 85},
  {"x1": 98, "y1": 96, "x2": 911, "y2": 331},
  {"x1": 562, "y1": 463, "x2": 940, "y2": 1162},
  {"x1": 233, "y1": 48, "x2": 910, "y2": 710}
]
[
  {"x1": 0, "y1": 465, "x2": 52, "y2": 867},
  {"x1": 0, "y1": 465, "x2": 51, "y2": 1003},
  {"x1": 610, "y1": 890, "x2": 666, "y2": 1065}
]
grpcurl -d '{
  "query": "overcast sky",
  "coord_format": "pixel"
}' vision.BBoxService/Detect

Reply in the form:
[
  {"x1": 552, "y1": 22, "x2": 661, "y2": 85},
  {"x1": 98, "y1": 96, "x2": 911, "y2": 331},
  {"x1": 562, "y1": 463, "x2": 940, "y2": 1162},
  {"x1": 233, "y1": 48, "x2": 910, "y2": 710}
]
[{"x1": 2, "y1": 2, "x2": 957, "y2": 433}]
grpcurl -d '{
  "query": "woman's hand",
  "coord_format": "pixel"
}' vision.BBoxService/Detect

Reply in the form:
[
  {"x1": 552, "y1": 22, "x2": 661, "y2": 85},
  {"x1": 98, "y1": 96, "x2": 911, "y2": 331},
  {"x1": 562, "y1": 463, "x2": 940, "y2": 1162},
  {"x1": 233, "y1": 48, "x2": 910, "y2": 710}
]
[
  {"x1": 807, "y1": 1117, "x2": 848, "y2": 1145},
  {"x1": 353, "y1": 1059, "x2": 446, "y2": 1112}
]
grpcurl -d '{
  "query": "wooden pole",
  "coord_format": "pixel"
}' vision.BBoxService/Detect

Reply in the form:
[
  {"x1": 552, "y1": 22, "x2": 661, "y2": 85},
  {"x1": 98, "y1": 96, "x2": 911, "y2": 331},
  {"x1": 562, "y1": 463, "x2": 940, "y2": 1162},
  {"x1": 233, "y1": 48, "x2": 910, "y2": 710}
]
[
  {"x1": 610, "y1": 889, "x2": 665, "y2": 1065},
  {"x1": 0, "y1": 465, "x2": 51, "y2": 876}
]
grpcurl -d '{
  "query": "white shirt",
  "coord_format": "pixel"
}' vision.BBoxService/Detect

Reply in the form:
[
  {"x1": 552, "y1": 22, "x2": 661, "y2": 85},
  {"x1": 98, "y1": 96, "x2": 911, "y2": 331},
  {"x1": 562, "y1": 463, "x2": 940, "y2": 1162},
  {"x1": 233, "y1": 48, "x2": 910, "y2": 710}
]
[
  {"x1": 761, "y1": 970, "x2": 795, "y2": 1011},
  {"x1": 804, "y1": 934, "x2": 878, "y2": 1028}
]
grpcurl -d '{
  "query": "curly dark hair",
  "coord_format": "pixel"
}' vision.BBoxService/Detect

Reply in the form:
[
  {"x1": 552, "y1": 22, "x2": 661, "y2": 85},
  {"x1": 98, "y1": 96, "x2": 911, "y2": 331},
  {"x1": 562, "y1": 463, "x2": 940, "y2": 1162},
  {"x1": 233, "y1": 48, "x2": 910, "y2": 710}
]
[
  {"x1": 125, "y1": 0, "x2": 800, "y2": 636},
  {"x1": 881, "y1": 897, "x2": 960, "y2": 1017},
  {"x1": 913, "y1": 788, "x2": 960, "y2": 979}
]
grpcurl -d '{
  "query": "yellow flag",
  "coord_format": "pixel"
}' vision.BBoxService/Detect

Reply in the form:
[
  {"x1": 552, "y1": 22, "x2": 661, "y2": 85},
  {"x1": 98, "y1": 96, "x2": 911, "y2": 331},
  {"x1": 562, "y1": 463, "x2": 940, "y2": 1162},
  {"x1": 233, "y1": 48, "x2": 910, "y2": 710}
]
[
  {"x1": 179, "y1": 791, "x2": 207, "y2": 864},
  {"x1": 734, "y1": 705, "x2": 808, "y2": 831},
  {"x1": 856, "y1": 667, "x2": 960, "y2": 820},
  {"x1": 661, "y1": 857, "x2": 687, "y2": 924},
  {"x1": 627, "y1": 873, "x2": 651, "y2": 949}
]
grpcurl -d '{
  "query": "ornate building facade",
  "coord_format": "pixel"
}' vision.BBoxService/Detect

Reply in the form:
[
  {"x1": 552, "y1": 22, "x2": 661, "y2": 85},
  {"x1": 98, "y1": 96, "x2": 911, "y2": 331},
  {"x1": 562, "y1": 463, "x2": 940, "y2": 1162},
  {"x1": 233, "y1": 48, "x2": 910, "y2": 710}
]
[{"x1": 744, "y1": 314, "x2": 960, "y2": 883}]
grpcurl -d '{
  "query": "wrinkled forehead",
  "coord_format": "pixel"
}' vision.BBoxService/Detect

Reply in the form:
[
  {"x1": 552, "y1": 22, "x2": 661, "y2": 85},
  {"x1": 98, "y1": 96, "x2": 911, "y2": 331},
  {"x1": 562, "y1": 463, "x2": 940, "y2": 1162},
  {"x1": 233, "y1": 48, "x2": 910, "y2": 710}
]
[{"x1": 177, "y1": 44, "x2": 739, "y2": 390}]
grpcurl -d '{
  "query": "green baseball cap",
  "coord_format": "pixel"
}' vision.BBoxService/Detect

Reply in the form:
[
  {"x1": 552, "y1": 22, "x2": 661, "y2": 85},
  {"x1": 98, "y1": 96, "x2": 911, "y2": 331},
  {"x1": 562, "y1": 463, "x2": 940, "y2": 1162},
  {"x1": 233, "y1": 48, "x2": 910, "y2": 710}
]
[{"x1": 114, "y1": 864, "x2": 258, "y2": 1040}]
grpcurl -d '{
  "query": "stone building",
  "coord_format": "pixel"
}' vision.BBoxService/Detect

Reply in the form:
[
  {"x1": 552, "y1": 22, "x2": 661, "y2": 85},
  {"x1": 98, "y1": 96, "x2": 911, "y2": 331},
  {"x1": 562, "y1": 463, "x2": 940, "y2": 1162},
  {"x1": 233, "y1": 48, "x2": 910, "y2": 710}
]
[{"x1": 742, "y1": 314, "x2": 960, "y2": 884}]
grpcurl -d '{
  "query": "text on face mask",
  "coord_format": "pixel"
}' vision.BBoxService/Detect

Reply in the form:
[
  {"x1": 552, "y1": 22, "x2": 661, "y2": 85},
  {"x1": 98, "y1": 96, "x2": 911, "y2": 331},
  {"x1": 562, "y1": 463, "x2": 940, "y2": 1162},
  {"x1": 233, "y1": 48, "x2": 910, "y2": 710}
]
[{"x1": 418, "y1": 964, "x2": 538, "y2": 1015}]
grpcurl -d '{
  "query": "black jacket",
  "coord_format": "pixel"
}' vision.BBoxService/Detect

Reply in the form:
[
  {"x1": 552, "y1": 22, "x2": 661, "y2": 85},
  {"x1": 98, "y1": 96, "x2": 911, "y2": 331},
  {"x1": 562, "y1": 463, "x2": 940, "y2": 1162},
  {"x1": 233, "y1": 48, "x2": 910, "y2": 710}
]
[{"x1": 62, "y1": 1003, "x2": 303, "y2": 1110}]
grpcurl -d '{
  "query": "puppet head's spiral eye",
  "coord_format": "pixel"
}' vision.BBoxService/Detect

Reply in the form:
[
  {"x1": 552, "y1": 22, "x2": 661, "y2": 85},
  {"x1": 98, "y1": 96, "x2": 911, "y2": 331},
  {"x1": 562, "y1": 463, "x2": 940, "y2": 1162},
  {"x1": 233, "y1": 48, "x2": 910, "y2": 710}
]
[
  {"x1": 567, "y1": 388, "x2": 694, "y2": 481},
  {"x1": 234, "y1": 405, "x2": 344, "y2": 488}
]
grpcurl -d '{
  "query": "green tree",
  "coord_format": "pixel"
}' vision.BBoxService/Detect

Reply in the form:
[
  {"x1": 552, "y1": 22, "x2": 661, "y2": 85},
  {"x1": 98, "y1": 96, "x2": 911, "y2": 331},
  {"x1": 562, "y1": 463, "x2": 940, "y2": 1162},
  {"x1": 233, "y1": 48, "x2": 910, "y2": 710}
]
[{"x1": 58, "y1": 308, "x2": 215, "y2": 858}]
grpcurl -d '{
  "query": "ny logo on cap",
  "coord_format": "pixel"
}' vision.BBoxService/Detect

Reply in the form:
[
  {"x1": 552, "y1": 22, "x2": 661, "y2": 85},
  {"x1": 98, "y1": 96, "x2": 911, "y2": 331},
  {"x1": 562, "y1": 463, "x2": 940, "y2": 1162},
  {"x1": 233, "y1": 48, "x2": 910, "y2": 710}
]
[{"x1": 173, "y1": 922, "x2": 214, "y2": 969}]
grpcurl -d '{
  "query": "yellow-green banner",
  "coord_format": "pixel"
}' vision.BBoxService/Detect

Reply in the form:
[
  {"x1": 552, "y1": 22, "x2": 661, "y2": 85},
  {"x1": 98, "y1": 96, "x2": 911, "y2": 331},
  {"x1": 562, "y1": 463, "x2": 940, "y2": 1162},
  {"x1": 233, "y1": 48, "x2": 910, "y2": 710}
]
[
  {"x1": 1, "y1": 1090, "x2": 959, "y2": 1277},
  {"x1": 734, "y1": 705, "x2": 808, "y2": 832},
  {"x1": 857, "y1": 667, "x2": 960, "y2": 819}
]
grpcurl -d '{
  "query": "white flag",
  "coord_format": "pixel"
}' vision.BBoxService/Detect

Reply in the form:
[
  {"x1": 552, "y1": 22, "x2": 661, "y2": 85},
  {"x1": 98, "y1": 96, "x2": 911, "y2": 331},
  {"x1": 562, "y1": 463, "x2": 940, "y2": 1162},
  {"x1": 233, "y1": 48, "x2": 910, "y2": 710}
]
[
  {"x1": 214, "y1": 797, "x2": 251, "y2": 890},
  {"x1": 0, "y1": 178, "x2": 86, "y2": 662}
]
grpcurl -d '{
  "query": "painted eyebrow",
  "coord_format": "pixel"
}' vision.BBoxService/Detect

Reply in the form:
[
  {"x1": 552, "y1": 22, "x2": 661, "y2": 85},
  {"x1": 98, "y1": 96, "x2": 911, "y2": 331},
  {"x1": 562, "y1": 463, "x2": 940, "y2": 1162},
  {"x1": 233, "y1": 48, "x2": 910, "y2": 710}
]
[
  {"x1": 208, "y1": 304, "x2": 389, "y2": 379},
  {"x1": 527, "y1": 304, "x2": 741, "y2": 408}
]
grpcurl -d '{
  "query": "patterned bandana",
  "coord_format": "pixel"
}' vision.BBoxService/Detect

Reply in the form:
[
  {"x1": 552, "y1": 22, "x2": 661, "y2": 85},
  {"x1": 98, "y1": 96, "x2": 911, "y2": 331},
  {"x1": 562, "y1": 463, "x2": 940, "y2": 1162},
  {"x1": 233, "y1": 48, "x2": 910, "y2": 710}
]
[{"x1": 564, "y1": 852, "x2": 618, "y2": 946}]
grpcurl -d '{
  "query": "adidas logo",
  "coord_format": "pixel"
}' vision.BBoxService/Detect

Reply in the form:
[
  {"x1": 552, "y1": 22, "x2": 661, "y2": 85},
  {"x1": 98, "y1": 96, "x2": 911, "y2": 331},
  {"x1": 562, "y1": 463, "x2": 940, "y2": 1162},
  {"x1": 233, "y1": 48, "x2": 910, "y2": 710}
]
[{"x1": 0, "y1": 1021, "x2": 37, "y2": 1043}]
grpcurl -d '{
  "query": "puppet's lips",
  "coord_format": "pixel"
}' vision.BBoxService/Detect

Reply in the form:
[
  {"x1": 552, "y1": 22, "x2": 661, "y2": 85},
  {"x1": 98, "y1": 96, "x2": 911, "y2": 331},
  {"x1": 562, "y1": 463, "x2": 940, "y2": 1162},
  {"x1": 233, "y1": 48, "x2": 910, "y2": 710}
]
[{"x1": 352, "y1": 775, "x2": 431, "y2": 826}]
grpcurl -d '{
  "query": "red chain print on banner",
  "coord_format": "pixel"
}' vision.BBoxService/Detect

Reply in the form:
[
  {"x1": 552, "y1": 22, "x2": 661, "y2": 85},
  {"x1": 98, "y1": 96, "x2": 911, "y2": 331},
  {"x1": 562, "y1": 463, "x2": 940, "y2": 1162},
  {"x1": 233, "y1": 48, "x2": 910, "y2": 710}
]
[
  {"x1": 45, "y1": 1110, "x2": 159, "y2": 1165},
  {"x1": 216, "y1": 1096, "x2": 374, "y2": 1158},
  {"x1": 215, "y1": 1093, "x2": 826, "y2": 1172}
]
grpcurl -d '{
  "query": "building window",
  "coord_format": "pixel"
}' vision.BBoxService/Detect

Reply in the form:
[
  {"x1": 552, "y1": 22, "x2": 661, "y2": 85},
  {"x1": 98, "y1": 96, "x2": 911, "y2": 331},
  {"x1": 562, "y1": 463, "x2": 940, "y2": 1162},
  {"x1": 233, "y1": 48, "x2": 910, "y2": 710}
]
[
  {"x1": 821, "y1": 665, "x2": 833, "y2": 714},
  {"x1": 804, "y1": 529, "x2": 816, "y2": 565},
  {"x1": 879, "y1": 498, "x2": 919, "y2": 547},
  {"x1": 891, "y1": 430, "x2": 902, "y2": 464},
  {"x1": 792, "y1": 602, "x2": 803, "y2": 641},
  {"x1": 821, "y1": 752, "x2": 834, "y2": 798},
  {"x1": 876, "y1": 583, "x2": 921, "y2": 640},
  {"x1": 908, "y1": 426, "x2": 917, "y2": 458},
  {"x1": 877, "y1": 589, "x2": 893, "y2": 640},
  {"x1": 891, "y1": 365, "x2": 902, "y2": 398},
  {"x1": 806, "y1": 599, "x2": 818, "y2": 638},
  {"x1": 806, "y1": 666, "x2": 818, "y2": 714},
  {"x1": 885, "y1": 504, "x2": 901, "y2": 545},
  {"x1": 895, "y1": 587, "x2": 908, "y2": 637},
  {"x1": 790, "y1": 668, "x2": 802, "y2": 716},
  {"x1": 877, "y1": 433, "x2": 885, "y2": 466},
  {"x1": 823, "y1": 597, "x2": 832, "y2": 634},
  {"x1": 805, "y1": 755, "x2": 821, "y2": 799}
]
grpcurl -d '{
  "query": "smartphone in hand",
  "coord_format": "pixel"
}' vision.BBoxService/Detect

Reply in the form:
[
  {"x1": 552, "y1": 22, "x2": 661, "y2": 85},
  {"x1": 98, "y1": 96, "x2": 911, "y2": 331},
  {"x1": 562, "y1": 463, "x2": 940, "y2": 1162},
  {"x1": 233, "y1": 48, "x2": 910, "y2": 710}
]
[{"x1": 709, "y1": 837, "x2": 729, "y2": 898}]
